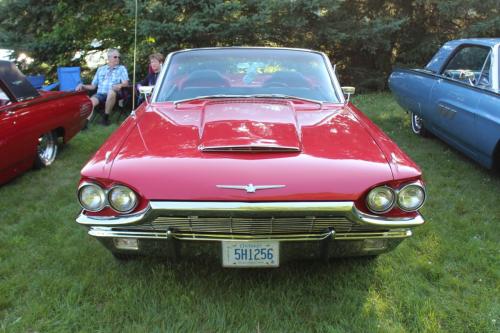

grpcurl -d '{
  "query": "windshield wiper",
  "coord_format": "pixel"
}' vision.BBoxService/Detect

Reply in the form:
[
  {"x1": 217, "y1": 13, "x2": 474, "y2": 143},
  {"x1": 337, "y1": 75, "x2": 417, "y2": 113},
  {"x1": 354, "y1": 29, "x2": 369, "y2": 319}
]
[{"x1": 174, "y1": 94, "x2": 323, "y2": 106}]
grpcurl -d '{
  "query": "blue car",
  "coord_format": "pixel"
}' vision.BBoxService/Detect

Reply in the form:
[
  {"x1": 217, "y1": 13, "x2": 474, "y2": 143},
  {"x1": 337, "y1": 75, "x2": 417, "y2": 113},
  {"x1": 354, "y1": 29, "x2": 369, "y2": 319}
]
[{"x1": 389, "y1": 38, "x2": 500, "y2": 170}]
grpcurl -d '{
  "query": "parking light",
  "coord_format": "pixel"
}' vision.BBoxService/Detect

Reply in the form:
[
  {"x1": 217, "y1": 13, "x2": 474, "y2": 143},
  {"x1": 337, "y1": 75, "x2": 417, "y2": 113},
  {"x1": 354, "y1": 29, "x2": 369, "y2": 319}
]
[{"x1": 114, "y1": 238, "x2": 139, "y2": 250}]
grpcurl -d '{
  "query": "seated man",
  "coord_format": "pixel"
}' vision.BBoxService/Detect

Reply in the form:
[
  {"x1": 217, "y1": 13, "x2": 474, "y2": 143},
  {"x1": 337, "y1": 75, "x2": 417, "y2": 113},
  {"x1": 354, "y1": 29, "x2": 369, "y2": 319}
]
[{"x1": 76, "y1": 48, "x2": 129, "y2": 126}]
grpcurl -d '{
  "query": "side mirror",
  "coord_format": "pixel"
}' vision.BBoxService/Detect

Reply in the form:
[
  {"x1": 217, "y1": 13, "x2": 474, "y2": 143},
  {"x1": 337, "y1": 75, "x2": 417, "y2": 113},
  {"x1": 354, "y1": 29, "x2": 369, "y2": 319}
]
[
  {"x1": 138, "y1": 85, "x2": 154, "y2": 104},
  {"x1": 459, "y1": 70, "x2": 474, "y2": 80},
  {"x1": 342, "y1": 86, "x2": 355, "y2": 103},
  {"x1": 459, "y1": 70, "x2": 475, "y2": 85}
]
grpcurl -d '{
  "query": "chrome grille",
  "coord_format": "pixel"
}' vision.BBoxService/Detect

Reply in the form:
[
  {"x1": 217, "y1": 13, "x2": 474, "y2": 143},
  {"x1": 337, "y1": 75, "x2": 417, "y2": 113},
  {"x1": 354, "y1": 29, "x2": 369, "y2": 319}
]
[{"x1": 148, "y1": 215, "x2": 374, "y2": 234}]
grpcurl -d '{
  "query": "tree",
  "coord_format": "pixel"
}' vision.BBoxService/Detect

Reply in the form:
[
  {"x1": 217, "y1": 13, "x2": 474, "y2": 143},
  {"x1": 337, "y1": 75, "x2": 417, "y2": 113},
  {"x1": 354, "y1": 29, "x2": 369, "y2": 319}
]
[
  {"x1": 1, "y1": 0, "x2": 498, "y2": 90},
  {"x1": 0, "y1": 0, "x2": 132, "y2": 79}
]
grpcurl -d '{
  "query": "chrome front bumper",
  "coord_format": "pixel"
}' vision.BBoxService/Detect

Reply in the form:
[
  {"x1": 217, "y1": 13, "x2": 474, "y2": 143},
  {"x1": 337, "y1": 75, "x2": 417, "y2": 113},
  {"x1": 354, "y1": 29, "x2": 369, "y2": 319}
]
[
  {"x1": 76, "y1": 201, "x2": 423, "y2": 258},
  {"x1": 87, "y1": 226, "x2": 413, "y2": 242},
  {"x1": 77, "y1": 201, "x2": 425, "y2": 228}
]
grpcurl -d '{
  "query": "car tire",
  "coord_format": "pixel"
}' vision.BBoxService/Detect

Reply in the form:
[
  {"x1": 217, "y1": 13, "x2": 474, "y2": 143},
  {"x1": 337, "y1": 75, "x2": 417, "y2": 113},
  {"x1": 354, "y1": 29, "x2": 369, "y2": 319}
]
[
  {"x1": 411, "y1": 112, "x2": 429, "y2": 137},
  {"x1": 34, "y1": 131, "x2": 58, "y2": 169}
]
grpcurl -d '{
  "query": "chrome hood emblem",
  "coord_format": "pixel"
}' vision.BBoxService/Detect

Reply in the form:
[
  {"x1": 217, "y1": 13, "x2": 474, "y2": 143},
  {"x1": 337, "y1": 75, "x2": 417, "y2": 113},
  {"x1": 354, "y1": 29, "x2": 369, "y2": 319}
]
[{"x1": 216, "y1": 184, "x2": 286, "y2": 193}]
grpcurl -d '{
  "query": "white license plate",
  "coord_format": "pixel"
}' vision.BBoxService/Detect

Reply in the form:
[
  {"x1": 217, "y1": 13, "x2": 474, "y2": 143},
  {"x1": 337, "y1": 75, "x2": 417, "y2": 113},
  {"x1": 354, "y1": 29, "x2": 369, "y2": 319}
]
[{"x1": 222, "y1": 241, "x2": 279, "y2": 267}]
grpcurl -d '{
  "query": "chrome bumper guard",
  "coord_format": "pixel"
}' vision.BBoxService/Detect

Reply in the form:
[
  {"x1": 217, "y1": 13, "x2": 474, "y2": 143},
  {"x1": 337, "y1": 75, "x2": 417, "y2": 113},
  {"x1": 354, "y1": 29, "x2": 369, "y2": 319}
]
[
  {"x1": 88, "y1": 227, "x2": 412, "y2": 242},
  {"x1": 78, "y1": 201, "x2": 422, "y2": 242}
]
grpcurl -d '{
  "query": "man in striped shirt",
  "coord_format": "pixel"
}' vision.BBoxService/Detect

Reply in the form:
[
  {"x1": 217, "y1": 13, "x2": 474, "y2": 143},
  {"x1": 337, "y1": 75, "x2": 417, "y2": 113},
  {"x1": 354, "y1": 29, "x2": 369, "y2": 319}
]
[{"x1": 76, "y1": 48, "x2": 129, "y2": 126}]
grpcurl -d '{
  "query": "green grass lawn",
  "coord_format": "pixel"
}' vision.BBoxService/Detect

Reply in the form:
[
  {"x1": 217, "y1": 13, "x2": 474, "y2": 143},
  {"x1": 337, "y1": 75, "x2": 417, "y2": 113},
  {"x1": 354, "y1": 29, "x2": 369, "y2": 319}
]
[{"x1": 1, "y1": 93, "x2": 499, "y2": 333}]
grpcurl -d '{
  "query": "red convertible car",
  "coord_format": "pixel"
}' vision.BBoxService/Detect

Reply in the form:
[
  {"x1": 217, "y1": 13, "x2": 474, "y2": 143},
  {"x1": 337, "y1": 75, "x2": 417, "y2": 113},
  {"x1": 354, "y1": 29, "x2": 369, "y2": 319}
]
[
  {"x1": 0, "y1": 60, "x2": 92, "y2": 184},
  {"x1": 76, "y1": 48, "x2": 426, "y2": 267}
]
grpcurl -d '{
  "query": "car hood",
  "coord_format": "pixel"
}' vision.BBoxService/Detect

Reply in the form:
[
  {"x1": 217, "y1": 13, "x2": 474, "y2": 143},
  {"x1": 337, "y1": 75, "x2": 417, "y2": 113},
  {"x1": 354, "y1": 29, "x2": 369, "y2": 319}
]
[{"x1": 101, "y1": 100, "x2": 410, "y2": 201}]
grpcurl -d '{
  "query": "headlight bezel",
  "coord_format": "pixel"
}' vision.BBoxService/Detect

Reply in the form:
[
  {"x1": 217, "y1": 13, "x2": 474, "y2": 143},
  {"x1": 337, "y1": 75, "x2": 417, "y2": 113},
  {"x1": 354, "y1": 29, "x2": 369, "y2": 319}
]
[
  {"x1": 396, "y1": 183, "x2": 426, "y2": 212},
  {"x1": 365, "y1": 186, "x2": 396, "y2": 214},
  {"x1": 77, "y1": 182, "x2": 107, "y2": 212},
  {"x1": 77, "y1": 182, "x2": 139, "y2": 214},
  {"x1": 365, "y1": 182, "x2": 426, "y2": 215},
  {"x1": 107, "y1": 185, "x2": 139, "y2": 214}
]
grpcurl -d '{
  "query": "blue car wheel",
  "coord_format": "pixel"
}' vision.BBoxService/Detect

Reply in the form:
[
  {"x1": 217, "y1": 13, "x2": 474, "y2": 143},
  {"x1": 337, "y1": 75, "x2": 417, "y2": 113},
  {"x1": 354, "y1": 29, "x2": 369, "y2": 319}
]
[{"x1": 411, "y1": 113, "x2": 429, "y2": 137}]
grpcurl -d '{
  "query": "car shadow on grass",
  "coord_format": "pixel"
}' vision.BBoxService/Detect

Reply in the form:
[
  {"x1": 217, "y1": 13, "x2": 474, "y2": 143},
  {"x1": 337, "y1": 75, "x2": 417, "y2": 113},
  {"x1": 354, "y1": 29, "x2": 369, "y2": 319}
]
[{"x1": 107, "y1": 254, "x2": 380, "y2": 331}]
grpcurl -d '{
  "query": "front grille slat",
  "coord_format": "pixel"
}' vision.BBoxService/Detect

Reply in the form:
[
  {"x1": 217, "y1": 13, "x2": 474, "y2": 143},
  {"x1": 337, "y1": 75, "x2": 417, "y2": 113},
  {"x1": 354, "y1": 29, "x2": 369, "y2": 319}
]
[{"x1": 150, "y1": 215, "x2": 376, "y2": 235}]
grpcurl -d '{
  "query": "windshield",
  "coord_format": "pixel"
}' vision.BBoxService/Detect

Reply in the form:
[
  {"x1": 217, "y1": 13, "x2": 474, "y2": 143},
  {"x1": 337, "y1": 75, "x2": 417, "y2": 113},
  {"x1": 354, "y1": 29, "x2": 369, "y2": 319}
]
[
  {"x1": 155, "y1": 48, "x2": 340, "y2": 103},
  {"x1": 0, "y1": 60, "x2": 40, "y2": 102}
]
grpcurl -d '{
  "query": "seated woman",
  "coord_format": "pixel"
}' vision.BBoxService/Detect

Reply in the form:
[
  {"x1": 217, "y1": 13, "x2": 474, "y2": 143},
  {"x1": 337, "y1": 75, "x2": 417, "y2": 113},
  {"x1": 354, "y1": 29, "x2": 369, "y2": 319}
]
[
  {"x1": 139, "y1": 53, "x2": 164, "y2": 87},
  {"x1": 137, "y1": 53, "x2": 164, "y2": 105}
]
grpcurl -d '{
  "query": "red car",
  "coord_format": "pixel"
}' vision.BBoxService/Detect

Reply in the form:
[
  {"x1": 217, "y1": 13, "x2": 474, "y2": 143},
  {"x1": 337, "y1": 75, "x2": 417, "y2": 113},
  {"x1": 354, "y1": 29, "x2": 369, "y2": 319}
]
[
  {"x1": 76, "y1": 48, "x2": 426, "y2": 267},
  {"x1": 0, "y1": 60, "x2": 92, "y2": 184}
]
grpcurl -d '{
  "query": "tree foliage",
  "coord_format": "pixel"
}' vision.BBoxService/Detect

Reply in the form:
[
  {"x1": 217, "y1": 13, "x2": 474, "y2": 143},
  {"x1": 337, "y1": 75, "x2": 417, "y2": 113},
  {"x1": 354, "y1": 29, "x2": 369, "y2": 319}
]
[{"x1": 0, "y1": 0, "x2": 498, "y2": 90}]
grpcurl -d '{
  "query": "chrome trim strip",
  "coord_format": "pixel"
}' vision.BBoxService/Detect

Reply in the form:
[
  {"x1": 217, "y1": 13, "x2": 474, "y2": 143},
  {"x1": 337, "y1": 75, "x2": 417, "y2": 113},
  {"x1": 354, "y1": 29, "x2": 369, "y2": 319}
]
[
  {"x1": 77, "y1": 201, "x2": 425, "y2": 228},
  {"x1": 322, "y1": 52, "x2": 345, "y2": 104},
  {"x1": 348, "y1": 209, "x2": 424, "y2": 227},
  {"x1": 437, "y1": 103, "x2": 458, "y2": 118},
  {"x1": 77, "y1": 207, "x2": 150, "y2": 225},
  {"x1": 334, "y1": 229, "x2": 412, "y2": 240},
  {"x1": 88, "y1": 227, "x2": 411, "y2": 241},
  {"x1": 174, "y1": 230, "x2": 334, "y2": 242},
  {"x1": 149, "y1": 201, "x2": 354, "y2": 214},
  {"x1": 89, "y1": 227, "x2": 172, "y2": 239},
  {"x1": 492, "y1": 43, "x2": 499, "y2": 91}
]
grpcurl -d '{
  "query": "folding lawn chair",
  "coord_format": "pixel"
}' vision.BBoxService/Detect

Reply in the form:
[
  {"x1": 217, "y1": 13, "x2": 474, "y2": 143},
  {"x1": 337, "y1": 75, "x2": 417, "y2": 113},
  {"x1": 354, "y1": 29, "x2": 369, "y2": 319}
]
[
  {"x1": 57, "y1": 66, "x2": 82, "y2": 91},
  {"x1": 26, "y1": 75, "x2": 45, "y2": 89}
]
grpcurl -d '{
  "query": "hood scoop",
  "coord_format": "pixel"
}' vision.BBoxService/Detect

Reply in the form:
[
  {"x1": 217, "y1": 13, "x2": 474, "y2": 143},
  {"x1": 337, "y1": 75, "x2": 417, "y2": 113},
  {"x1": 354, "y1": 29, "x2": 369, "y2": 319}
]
[
  {"x1": 201, "y1": 145, "x2": 300, "y2": 152},
  {"x1": 199, "y1": 100, "x2": 302, "y2": 153}
]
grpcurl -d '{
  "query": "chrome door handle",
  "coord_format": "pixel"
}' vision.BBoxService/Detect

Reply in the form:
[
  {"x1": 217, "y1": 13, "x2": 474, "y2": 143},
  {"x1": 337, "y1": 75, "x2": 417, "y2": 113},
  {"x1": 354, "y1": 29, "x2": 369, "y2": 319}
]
[{"x1": 437, "y1": 104, "x2": 457, "y2": 119}]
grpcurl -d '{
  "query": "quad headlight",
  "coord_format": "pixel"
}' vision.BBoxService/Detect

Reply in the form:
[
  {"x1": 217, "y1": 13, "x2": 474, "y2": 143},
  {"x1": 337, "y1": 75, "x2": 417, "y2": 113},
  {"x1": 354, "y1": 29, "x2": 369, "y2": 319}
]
[
  {"x1": 78, "y1": 183, "x2": 106, "y2": 212},
  {"x1": 108, "y1": 185, "x2": 138, "y2": 213},
  {"x1": 397, "y1": 184, "x2": 425, "y2": 212},
  {"x1": 366, "y1": 183, "x2": 426, "y2": 214},
  {"x1": 366, "y1": 186, "x2": 395, "y2": 213},
  {"x1": 78, "y1": 183, "x2": 139, "y2": 213}
]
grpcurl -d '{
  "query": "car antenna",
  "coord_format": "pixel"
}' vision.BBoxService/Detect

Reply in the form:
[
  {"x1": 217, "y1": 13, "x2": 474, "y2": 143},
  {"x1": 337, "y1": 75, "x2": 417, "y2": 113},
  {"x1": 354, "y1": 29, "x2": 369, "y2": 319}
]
[{"x1": 131, "y1": 0, "x2": 138, "y2": 113}]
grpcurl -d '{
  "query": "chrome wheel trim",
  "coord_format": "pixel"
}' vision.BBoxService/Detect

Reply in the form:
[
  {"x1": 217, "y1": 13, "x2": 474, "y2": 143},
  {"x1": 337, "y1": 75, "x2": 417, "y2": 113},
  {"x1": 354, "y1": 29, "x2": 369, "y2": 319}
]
[
  {"x1": 37, "y1": 132, "x2": 58, "y2": 166},
  {"x1": 411, "y1": 113, "x2": 424, "y2": 135}
]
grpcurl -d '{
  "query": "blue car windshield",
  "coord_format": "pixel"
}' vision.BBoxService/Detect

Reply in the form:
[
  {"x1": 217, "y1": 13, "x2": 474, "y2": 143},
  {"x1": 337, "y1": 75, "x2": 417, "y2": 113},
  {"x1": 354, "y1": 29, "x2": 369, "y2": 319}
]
[{"x1": 155, "y1": 48, "x2": 340, "y2": 103}]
